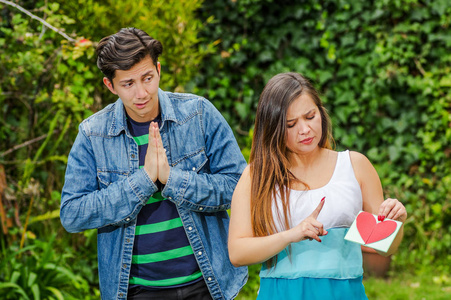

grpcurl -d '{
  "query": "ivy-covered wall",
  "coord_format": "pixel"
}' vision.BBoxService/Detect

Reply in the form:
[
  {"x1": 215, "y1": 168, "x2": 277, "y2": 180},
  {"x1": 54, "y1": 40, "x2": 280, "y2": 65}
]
[{"x1": 195, "y1": 0, "x2": 451, "y2": 273}]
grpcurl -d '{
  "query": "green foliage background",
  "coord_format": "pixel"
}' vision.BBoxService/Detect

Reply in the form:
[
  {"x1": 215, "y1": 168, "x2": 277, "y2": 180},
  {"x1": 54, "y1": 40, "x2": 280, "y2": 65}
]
[
  {"x1": 196, "y1": 0, "x2": 451, "y2": 272},
  {"x1": 0, "y1": 0, "x2": 450, "y2": 298}
]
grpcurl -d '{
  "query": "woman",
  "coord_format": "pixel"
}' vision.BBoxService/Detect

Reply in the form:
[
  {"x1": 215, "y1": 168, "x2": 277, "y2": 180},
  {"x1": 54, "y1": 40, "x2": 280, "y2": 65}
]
[{"x1": 228, "y1": 72, "x2": 407, "y2": 299}]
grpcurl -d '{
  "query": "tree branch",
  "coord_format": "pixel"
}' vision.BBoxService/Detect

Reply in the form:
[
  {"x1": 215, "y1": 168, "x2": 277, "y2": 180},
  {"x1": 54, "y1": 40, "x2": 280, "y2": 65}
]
[
  {"x1": 0, "y1": 130, "x2": 59, "y2": 157},
  {"x1": 0, "y1": 0, "x2": 76, "y2": 42},
  {"x1": 414, "y1": 58, "x2": 426, "y2": 76}
]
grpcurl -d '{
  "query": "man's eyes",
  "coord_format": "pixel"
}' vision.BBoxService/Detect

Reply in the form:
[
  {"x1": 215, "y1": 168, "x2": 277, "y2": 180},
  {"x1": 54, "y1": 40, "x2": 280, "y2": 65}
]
[{"x1": 121, "y1": 77, "x2": 152, "y2": 88}]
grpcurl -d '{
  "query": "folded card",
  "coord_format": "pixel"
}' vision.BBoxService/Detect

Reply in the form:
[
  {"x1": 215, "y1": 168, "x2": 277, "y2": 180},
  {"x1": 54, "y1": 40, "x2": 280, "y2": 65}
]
[{"x1": 344, "y1": 211, "x2": 402, "y2": 253}]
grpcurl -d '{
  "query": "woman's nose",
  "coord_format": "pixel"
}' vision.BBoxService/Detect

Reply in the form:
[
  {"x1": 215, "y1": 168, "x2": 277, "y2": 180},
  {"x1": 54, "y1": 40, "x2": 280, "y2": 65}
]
[{"x1": 298, "y1": 122, "x2": 310, "y2": 135}]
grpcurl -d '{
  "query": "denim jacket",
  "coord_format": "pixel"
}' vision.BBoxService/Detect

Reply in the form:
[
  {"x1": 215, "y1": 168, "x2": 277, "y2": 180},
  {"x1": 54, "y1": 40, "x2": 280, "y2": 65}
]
[{"x1": 60, "y1": 89, "x2": 248, "y2": 300}]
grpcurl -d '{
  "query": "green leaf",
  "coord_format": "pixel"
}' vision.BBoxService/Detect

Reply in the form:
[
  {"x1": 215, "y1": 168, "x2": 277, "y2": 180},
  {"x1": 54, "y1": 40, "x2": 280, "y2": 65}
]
[
  {"x1": 388, "y1": 145, "x2": 401, "y2": 162},
  {"x1": 11, "y1": 271, "x2": 21, "y2": 283},
  {"x1": 439, "y1": 75, "x2": 451, "y2": 87},
  {"x1": 31, "y1": 283, "x2": 40, "y2": 300},
  {"x1": 50, "y1": 2, "x2": 60, "y2": 12},
  {"x1": 0, "y1": 283, "x2": 30, "y2": 300},
  {"x1": 29, "y1": 210, "x2": 60, "y2": 224},
  {"x1": 46, "y1": 287, "x2": 65, "y2": 300},
  {"x1": 27, "y1": 272, "x2": 37, "y2": 287},
  {"x1": 235, "y1": 102, "x2": 249, "y2": 121}
]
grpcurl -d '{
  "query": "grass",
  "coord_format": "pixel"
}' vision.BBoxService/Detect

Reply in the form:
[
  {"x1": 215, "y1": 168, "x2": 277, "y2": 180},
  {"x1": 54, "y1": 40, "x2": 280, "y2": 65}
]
[{"x1": 363, "y1": 271, "x2": 451, "y2": 300}]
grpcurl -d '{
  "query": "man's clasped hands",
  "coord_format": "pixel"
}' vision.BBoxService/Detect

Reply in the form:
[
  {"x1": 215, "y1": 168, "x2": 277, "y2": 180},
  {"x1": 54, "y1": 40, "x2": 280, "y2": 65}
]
[{"x1": 144, "y1": 122, "x2": 170, "y2": 184}]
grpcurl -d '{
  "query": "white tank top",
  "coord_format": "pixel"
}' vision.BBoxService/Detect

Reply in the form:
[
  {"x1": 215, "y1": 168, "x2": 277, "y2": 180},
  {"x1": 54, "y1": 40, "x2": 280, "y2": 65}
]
[{"x1": 273, "y1": 150, "x2": 362, "y2": 231}]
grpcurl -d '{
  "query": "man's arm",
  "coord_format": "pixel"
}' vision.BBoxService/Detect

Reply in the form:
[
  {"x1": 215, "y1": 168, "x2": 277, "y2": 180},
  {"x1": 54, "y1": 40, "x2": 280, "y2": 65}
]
[
  {"x1": 60, "y1": 124, "x2": 158, "y2": 233},
  {"x1": 161, "y1": 99, "x2": 247, "y2": 212}
]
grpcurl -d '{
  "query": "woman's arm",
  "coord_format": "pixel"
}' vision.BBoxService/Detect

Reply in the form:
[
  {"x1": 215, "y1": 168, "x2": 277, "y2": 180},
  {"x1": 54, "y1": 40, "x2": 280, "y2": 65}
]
[
  {"x1": 350, "y1": 151, "x2": 407, "y2": 256},
  {"x1": 228, "y1": 166, "x2": 327, "y2": 267}
]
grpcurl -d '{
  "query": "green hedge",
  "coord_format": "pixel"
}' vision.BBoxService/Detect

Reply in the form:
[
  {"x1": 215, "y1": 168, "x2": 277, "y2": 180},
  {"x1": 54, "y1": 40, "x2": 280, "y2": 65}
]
[
  {"x1": 194, "y1": 0, "x2": 451, "y2": 273},
  {"x1": 0, "y1": 0, "x2": 209, "y2": 297}
]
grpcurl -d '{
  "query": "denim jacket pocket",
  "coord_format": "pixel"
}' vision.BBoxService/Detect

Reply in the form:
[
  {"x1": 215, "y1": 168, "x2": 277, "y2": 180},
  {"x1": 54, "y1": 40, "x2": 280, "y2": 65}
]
[
  {"x1": 172, "y1": 149, "x2": 209, "y2": 174},
  {"x1": 97, "y1": 169, "x2": 130, "y2": 189}
]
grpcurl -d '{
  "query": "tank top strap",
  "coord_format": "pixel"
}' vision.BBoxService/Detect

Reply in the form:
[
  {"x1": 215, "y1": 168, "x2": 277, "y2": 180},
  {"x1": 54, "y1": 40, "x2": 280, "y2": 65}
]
[{"x1": 329, "y1": 150, "x2": 355, "y2": 184}]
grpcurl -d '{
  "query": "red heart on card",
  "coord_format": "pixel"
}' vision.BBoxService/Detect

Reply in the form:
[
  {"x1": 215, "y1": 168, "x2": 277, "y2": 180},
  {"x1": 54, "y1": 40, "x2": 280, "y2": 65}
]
[{"x1": 356, "y1": 212, "x2": 397, "y2": 244}]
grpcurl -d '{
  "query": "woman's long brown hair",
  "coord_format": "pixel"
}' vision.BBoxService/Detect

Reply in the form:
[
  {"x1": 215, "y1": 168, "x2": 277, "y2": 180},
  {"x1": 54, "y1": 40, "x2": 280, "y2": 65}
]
[{"x1": 249, "y1": 73, "x2": 333, "y2": 267}]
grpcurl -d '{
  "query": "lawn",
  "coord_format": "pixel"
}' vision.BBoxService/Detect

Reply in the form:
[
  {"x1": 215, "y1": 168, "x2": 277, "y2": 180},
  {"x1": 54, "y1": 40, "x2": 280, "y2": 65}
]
[{"x1": 363, "y1": 271, "x2": 450, "y2": 300}]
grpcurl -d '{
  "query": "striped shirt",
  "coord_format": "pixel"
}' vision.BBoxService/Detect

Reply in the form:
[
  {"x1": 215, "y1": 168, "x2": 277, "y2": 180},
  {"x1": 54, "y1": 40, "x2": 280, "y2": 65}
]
[{"x1": 126, "y1": 115, "x2": 202, "y2": 290}]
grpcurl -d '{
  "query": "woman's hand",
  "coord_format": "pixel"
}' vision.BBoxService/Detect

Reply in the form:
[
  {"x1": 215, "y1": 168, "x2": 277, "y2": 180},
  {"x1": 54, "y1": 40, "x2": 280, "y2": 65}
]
[
  {"x1": 285, "y1": 197, "x2": 328, "y2": 243},
  {"x1": 378, "y1": 198, "x2": 407, "y2": 223}
]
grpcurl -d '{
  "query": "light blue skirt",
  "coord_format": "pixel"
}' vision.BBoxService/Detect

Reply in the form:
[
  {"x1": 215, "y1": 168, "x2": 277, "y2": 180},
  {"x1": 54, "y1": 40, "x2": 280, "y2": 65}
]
[
  {"x1": 258, "y1": 228, "x2": 368, "y2": 300},
  {"x1": 257, "y1": 276, "x2": 368, "y2": 300}
]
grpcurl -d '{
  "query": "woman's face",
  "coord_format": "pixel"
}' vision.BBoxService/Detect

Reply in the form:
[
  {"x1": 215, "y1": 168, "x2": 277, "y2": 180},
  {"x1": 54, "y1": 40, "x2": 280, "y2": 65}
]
[{"x1": 285, "y1": 93, "x2": 322, "y2": 154}]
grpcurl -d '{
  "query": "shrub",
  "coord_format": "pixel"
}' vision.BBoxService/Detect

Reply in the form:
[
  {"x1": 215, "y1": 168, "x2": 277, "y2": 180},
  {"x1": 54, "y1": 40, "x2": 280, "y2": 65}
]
[{"x1": 195, "y1": 0, "x2": 451, "y2": 275}]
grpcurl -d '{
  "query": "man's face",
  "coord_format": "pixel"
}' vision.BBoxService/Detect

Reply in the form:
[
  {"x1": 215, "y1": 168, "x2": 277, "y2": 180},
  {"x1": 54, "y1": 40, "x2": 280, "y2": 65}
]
[{"x1": 103, "y1": 55, "x2": 161, "y2": 122}]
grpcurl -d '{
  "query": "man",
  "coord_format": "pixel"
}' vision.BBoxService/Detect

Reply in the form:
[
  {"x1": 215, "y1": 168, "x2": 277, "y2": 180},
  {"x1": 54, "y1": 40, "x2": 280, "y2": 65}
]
[{"x1": 60, "y1": 27, "x2": 247, "y2": 300}]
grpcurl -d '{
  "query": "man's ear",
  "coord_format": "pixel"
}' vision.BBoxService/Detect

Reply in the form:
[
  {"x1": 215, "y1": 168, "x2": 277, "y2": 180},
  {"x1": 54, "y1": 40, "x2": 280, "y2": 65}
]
[
  {"x1": 103, "y1": 77, "x2": 117, "y2": 95},
  {"x1": 157, "y1": 62, "x2": 161, "y2": 76}
]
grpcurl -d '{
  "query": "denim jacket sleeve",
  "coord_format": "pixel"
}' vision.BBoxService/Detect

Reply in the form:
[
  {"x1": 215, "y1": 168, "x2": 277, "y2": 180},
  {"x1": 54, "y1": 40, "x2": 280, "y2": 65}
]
[
  {"x1": 162, "y1": 98, "x2": 247, "y2": 212},
  {"x1": 60, "y1": 123, "x2": 158, "y2": 233}
]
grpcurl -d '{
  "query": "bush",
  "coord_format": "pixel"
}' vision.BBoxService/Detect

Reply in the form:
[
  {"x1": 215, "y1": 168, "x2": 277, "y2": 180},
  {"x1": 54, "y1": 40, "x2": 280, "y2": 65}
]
[
  {"x1": 0, "y1": 0, "x2": 212, "y2": 297},
  {"x1": 195, "y1": 0, "x2": 451, "y2": 275}
]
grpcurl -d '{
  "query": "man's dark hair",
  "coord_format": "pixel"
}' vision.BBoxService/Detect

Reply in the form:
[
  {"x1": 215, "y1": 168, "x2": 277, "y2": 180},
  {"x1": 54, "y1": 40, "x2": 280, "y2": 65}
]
[{"x1": 96, "y1": 27, "x2": 163, "y2": 83}]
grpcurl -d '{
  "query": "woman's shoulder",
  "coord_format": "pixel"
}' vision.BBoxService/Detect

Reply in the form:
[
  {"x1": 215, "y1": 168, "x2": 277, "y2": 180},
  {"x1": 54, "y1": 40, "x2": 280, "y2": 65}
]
[
  {"x1": 348, "y1": 150, "x2": 376, "y2": 181},
  {"x1": 329, "y1": 149, "x2": 366, "y2": 161},
  {"x1": 241, "y1": 164, "x2": 251, "y2": 177},
  {"x1": 348, "y1": 150, "x2": 371, "y2": 165},
  {"x1": 319, "y1": 148, "x2": 373, "y2": 171},
  {"x1": 237, "y1": 164, "x2": 258, "y2": 189},
  {"x1": 233, "y1": 164, "x2": 252, "y2": 201},
  {"x1": 237, "y1": 164, "x2": 252, "y2": 183}
]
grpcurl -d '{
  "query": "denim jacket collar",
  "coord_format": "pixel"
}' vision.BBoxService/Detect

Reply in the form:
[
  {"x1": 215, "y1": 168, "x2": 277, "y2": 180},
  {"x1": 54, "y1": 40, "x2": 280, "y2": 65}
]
[
  {"x1": 158, "y1": 88, "x2": 178, "y2": 124},
  {"x1": 108, "y1": 89, "x2": 178, "y2": 137}
]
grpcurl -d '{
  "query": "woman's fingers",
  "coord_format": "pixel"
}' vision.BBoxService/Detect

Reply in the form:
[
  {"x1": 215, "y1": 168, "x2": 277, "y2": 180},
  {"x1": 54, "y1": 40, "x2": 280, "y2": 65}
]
[
  {"x1": 389, "y1": 204, "x2": 407, "y2": 222},
  {"x1": 304, "y1": 229, "x2": 321, "y2": 243},
  {"x1": 310, "y1": 218, "x2": 326, "y2": 236},
  {"x1": 310, "y1": 197, "x2": 325, "y2": 219},
  {"x1": 378, "y1": 198, "x2": 407, "y2": 223},
  {"x1": 302, "y1": 219, "x2": 327, "y2": 242}
]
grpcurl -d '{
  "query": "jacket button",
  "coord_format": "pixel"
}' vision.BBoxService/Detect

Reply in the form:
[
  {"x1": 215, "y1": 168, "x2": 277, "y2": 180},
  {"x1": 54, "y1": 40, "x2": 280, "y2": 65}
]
[
  {"x1": 123, "y1": 264, "x2": 127, "y2": 268},
  {"x1": 199, "y1": 207, "x2": 203, "y2": 211},
  {"x1": 127, "y1": 238, "x2": 130, "y2": 243},
  {"x1": 188, "y1": 227, "x2": 193, "y2": 231},
  {"x1": 192, "y1": 167, "x2": 196, "y2": 171},
  {"x1": 198, "y1": 251, "x2": 202, "y2": 256},
  {"x1": 119, "y1": 293, "x2": 123, "y2": 297},
  {"x1": 208, "y1": 277, "x2": 212, "y2": 281},
  {"x1": 126, "y1": 218, "x2": 130, "y2": 222},
  {"x1": 131, "y1": 154, "x2": 135, "y2": 158},
  {"x1": 168, "y1": 197, "x2": 172, "y2": 200}
]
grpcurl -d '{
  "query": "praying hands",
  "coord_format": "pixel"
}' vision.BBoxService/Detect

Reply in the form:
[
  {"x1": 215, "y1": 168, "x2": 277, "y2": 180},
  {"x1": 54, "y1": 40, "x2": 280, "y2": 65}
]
[{"x1": 143, "y1": 122, "x2": 170, "y2": 184}]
